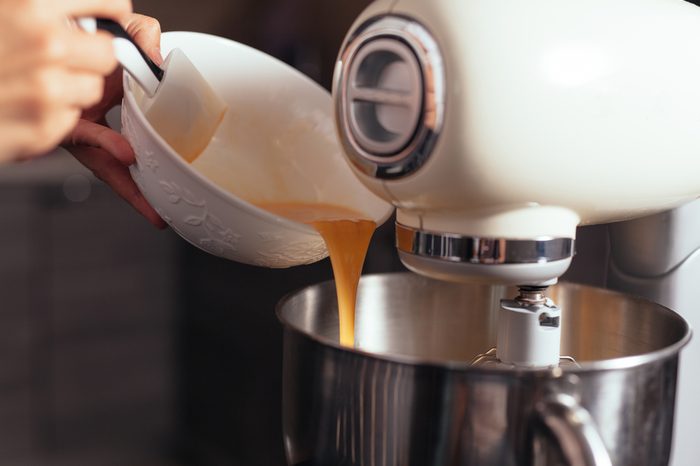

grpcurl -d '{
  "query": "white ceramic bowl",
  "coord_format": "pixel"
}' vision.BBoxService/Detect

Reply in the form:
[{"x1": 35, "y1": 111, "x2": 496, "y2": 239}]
[{"x1": 122, "y1": 32, "x2": 393, "y2": 268}]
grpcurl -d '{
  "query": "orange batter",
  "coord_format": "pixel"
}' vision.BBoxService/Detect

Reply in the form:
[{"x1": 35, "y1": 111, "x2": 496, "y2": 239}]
[{"x1": 256, "y1": 202, "x2": 375, "y2": 346}]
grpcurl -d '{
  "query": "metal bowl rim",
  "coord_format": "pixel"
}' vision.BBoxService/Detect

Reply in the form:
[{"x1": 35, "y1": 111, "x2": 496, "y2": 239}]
[{"x1": 275, "y1": 273, "x2": 692, "y2": 374}]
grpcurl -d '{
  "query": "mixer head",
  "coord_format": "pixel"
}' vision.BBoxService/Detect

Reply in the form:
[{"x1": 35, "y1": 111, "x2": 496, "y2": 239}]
[
  {"x1": 333, "y1": 5, "x2": 576, "y2": 286},
  {"x1": 334, "y1": 0, "x2": 700, "y2": 286}
]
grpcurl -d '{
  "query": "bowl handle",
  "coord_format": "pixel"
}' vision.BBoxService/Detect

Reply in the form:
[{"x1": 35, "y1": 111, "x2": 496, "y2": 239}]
[{"x1": 535, "y1": 393, "x2": 613, "y2": 466}]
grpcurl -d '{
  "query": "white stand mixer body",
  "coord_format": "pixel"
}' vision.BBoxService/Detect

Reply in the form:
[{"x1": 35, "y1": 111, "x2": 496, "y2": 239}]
[
  {"x1": 333, "y1": 2, "x2": 700, "y2": 462},
  {"x1": 334, "y1": 1, "x2": 700, "y2": 462},
  {"x1": 334, "y1": 0, "x2": 700, "y2": 283}
]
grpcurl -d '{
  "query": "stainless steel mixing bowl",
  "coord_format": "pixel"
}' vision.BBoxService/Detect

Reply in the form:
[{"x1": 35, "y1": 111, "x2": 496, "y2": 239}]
[{"x1": 277, "y1": 273, "x2": 690, "y2": 466}]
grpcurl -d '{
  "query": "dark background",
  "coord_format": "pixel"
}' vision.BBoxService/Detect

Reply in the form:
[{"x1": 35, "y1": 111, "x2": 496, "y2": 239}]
[{"x1": 3, "y1": 0, "x2": 693, "y2": 464}]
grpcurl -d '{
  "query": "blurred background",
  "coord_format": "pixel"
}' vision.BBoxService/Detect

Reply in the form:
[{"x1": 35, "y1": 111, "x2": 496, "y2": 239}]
[{"x1": 0, "y1": 0, "x2": 623, "y2": 465}]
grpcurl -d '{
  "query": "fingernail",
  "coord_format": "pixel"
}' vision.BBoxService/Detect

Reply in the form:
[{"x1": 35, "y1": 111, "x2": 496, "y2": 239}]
[{"x1": 153, "y1": 47, "x2": 164, "y2": 67}]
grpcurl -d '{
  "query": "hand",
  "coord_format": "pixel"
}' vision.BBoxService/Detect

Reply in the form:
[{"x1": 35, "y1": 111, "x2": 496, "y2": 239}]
[
  {"x1": 0, "y1": 0, "x2": 132, "y2": 162},
  {"x1": 80, "y1": 14, "x2": 163, "y2": 125},
  {"x1": 64, "y1": 14, "x2": 167, "y2": 229}
]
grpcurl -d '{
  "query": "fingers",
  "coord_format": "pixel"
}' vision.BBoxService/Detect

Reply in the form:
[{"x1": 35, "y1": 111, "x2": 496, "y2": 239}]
[
  {"x1": 60, "y1": 0, "x2": 133, "y2": 22},
  {"x1": 123, "y1": 14, "x2": 163, "y2": 66},
  {"x1": 63, "y1": 30, "x2": 118, "y2": 75},
  {"x1": 0, "y1": 124, "x2": 41, "y2": 163},
  {"x1": 0, "y1": 0, "x2": 142, "y2": 163},
  {"x1": 80, "y1": 68, "x2": 125, "y2": 124},
  {"x1": 2, "y1": 107, "x2": 82, "y2": 159},
  {"x1": 60, "y1": 71, "x2": 106, "y2": 109},
  {"x1": 65, "y1": 120, "x2": 166, "y2": 229},
  {"x1": 35, "y1": 108, "x2": 82, "y2": 154},
  {"x1": 66, "y1": 120, "x2": 135, "y2": 165},
  {"x1": 81, "y1": 149, "x2": 167, "y2": 229},
  {"x1": 6, "y1": 27, "x2": 117, "y2": 80},
  {"x1": 10, "y1": 67, "x2": 106, "y2": 113}
]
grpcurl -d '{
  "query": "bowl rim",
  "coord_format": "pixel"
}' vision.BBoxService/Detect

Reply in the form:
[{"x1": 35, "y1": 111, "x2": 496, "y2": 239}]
[
  {"x1": 122, "y1": 30, "x2": 383, "y2": 237},
  {"x1": 276, "y1": 272, "x2": 693, "y2": 374}
]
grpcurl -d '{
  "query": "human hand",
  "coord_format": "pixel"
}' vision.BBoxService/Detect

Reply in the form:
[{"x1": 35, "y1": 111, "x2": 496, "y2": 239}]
[
  {"x1": 80, "y1": 14, "x2": 163, "y2": 126},
  {"x1": 64, "y1": 13, "x2": 167, "y2": 229},
  {"x1": 66, "y1": 119, "x2": 167, "y2": 229},
  {"x1": 0, "y1": 0, "x2": 132, "y2": 162}
]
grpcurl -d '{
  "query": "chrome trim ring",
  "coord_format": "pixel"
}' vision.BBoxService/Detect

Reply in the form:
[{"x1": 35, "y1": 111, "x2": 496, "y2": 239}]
[
  {"x1": 335, "y1": 15, "x2": 446, "y2": 179},
  {"x1": 396, "y1": 223, "x2": 575, "y2": 265}
]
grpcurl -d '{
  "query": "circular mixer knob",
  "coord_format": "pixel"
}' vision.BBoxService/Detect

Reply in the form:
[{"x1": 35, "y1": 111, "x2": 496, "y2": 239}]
[
  {"x1": 346, "y1": 38, "x2": 423, "y2": 156},
  {"x1": 335, "y1": 16, "x2": 446, "y2": 179}
]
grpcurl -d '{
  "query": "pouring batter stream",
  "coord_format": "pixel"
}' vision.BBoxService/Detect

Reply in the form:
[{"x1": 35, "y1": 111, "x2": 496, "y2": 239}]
[{"x1": 256, "y1": 202, "x2": 375, "y2": 347}]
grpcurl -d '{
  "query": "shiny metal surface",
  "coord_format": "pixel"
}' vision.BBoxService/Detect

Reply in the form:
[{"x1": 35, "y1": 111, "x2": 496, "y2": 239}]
[
  {"x1": 536, "y1": 393, "x2": 612, "y2": 466},
  {"x1": 396, "y1": 222, "x2": 575, "y2": 265},
  {"x1": 609, "y1": 200, "x2": 700, "y2": 277},
  {"x1": 606, "y1": 200, "x2": 700, "y2": 466},
  {"x1": 278, "y1": 273, "x2": 690, "y2": 466},
  {"x1": 335, "y1": 15, "x2": 446, "y2": 179}
]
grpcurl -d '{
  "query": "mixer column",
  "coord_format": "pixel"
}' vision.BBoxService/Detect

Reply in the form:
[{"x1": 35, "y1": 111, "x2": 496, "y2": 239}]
[{"x1": 496, "y1": 286, "x2": 562, "y2": 367}]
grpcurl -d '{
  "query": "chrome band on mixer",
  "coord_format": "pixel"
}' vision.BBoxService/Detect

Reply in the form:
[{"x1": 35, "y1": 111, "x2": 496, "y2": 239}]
[{"x1": 396, "y1": 223, "x2": 575, "y2": 265}]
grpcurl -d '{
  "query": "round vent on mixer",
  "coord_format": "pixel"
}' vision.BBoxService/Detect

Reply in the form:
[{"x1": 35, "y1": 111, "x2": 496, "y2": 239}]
[
  {"x1": 335, "y1": 16, "x2": 445, "y2": 180},
  {"x1": 346, "y1": 39, "x2": 423, "y2": 156}
]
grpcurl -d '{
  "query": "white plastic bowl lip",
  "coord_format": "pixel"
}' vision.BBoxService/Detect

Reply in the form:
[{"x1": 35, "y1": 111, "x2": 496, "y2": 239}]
[{"x1": 122, "y1": 31, "x2": 391, "y2": 236}]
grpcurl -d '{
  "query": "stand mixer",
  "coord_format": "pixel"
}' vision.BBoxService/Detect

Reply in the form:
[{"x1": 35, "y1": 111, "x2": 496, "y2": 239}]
[
  {"x1": 333, "y1": 0, "x2": 700, "y2": 367},
  {"x1": 326, "y1": 0, "x2": 700, "y2": 463}
]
